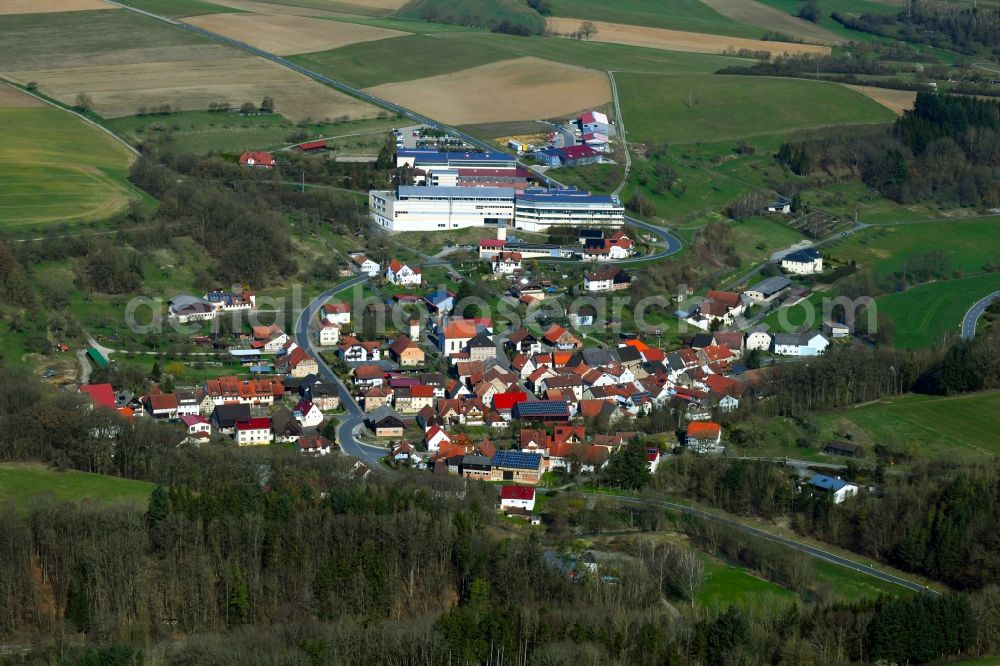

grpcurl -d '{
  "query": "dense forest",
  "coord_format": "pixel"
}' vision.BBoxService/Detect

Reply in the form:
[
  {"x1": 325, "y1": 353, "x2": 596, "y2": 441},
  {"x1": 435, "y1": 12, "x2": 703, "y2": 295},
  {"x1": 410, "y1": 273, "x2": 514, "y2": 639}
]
[
  {"x1": 0, "y1": 364, "x2": 999, "y2": 664},
  {"x1": 830, "y1": 1, "x2": 1000, "y2": 55},
  {"x1": 773, "y1": 93, "x2": 999, "y2": 206}
]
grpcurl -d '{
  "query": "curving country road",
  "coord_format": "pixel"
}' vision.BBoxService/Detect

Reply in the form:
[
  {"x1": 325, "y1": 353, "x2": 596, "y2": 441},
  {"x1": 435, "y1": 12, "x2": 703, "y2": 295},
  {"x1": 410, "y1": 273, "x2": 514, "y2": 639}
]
[
  {"x1": 293, "y1": 275, "x2": 391, "y2": 471},
  {"x1": 586, "y1": 493, "x2": 938, "y2": 595},
  {"x1": 961, "y1": 290, "x2": 1000, "y2": 340}
]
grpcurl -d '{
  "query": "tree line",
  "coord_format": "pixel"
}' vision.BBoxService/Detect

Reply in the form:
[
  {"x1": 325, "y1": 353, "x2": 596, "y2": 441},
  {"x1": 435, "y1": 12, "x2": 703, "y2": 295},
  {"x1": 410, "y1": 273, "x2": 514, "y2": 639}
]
[
  {"x1": 773, "y1": 92, "x2": 999, "y2": 206},
  {"x1": 830, "y1": 1, "x2": 1000, "y2": 55}
]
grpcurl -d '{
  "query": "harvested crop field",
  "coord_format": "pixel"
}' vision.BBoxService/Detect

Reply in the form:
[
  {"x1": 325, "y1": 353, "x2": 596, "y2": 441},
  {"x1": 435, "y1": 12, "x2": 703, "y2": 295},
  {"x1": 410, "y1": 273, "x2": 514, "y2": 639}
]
[
  {"x1": 0, "y1": 10, "x2": 381, "y2": 122},
  {"x1": 9, "y1": 58, "x2": 380, "y2": 120},
  {"x1": 0, "y1": 0, "x2": 114, "y2": 14},
  {"x1": 546, "y1": 17, "x2": 830, "y2": 56},
  {"x1": 699, "y1": 0, "x2": 841, "y2": 44},
  {"x1": 844, "y1": 84, "x2": 916, "y2": 115},
  {"x1": 0, "y1": 85, "x2": 43, "y2": 108},
  {"x1": 184, "y1": 12, "x2": 406, "y2": 55},
  {"x1": 364, "y1": 57, "x2": 611, "y2": 125}
]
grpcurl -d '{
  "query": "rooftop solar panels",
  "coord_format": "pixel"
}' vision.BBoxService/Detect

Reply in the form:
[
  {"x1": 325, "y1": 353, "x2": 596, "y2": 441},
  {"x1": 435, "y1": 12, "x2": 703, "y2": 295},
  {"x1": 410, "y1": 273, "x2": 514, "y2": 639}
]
[
  {"x1": 512, "y1": 401, "x2": 570, "y2": 419},
  {"x1": 492, "y1": 450, "x2": 542, "y2": 470}
]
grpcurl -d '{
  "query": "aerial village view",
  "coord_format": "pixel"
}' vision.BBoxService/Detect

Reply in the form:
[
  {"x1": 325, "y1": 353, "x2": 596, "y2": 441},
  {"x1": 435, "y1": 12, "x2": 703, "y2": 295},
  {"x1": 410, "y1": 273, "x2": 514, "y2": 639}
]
[{"x1": 0, "y1": 0, "x2": 998, "y2": 663}]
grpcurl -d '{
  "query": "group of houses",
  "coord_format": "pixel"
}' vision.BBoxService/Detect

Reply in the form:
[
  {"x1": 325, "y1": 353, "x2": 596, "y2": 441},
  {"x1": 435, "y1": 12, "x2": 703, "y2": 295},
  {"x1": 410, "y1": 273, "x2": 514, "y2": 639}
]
[
  {"x1": 333, "y1": 302, "x2": 772, "y2": 476},
  {"x1": 78, "y1": 369, "x2": 340, "y2": 454}
]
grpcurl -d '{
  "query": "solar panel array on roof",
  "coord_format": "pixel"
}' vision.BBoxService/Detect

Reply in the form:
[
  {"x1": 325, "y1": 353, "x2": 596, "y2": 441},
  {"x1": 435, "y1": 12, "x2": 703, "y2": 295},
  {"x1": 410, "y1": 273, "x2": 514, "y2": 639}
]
[
  {"x1": 492, "y1": 450, "x2": 542, "y2": 470},
  {"x1": 513, "y1": 401, "x2": 570, "y2": 418}
]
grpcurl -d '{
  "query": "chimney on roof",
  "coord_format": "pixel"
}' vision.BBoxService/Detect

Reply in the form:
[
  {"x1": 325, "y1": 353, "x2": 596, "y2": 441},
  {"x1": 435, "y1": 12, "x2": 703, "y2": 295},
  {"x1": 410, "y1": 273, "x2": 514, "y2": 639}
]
[
  {"x1": 497, "y1": 223, "x2": 507, "y2": 242},
  {"x1": 410, "y1": 319, "x2": 420, "y2": 339}
]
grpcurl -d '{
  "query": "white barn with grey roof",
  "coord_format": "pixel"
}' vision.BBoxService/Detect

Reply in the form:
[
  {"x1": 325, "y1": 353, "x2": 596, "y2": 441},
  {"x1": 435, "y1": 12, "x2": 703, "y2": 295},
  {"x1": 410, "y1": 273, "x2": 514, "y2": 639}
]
[
  {"x1": 772, "y1": 332, "x2": 829, "y2": 356},
  {"x1": 744, "y1": 276, "x2": 792, "y2": 303}
]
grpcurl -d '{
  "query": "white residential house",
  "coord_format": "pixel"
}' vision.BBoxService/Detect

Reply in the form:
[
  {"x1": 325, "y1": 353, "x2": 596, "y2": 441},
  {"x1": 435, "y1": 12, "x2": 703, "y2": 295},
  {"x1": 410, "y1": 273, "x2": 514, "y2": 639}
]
[
  {"x1": 772, "y1": 332, "x2": 829, "y2": 356},
  {"x1": 322, "y1": 302, "x2": 351, "y2": 325},
  {"x1": 717, "y1": 395, "x2": 740, "y2": 412},
  {"x1": 352, "y1": 254, "x2": 381, "y2": 277},
  {"x1": 686, "y1": 422, "x2": 723, "y2": 454},
  {"x1": 806, "y1": 474, "x2": 859, "y2": 504},
  {"x1": 318, "y1": 322, "x2": 341, "y2": 346},
  {"x1": 425, "y1": 425, "x2": 451, "y2": 453},
  {"x1": 235, "y1": 418, "x2": 273, "y2": 446},
  {"x1": 293, "y1": 400, "x2": 324, "y2": 428},
  {"x1": 298, "y1": 434, "x2": 333, "y2": 456},
  {"x1": 499, "y1": 485, "x2": 536, "y2": 512},
  {"x1": 252, "y1": 325, "x2": 289, "y2": 353},
  {"x1": 584, "y1": 265, "x2": 631, "y2": 292},
  {"x1": 780, "y1": 248, "x2": 823, "y2": 275},
  {"x1": 386, "y1": 260, "x2": 422, "y2": 286},
  {"x1": 180, "y1": 414, "x2": 211, "y2": 439},
  {"x1": 492, "y1": 251, "x2": 522, "y2": 276},
  {"x1": 745, "y1": 330, "x2": 773, "y2": 351},
  {"x1": 439, "y1": 318, "x2": 491, "y2": 357},
  {"x1": 175, "y1": 390, "x2": 202, "y2": 417}
]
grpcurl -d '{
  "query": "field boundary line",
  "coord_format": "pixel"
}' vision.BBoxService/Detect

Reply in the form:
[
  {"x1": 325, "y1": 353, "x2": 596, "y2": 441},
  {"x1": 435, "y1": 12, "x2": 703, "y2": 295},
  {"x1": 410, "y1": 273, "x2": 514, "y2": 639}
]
[{"x1": 0, "y1": 79, "x2": 139, "y2": 159}]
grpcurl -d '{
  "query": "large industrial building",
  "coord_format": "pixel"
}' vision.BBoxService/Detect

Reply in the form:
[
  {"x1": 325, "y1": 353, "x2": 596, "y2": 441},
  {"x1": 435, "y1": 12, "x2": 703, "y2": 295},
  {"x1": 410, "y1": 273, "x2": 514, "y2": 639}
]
[
  {"x1": 369, "y1": 186, "x2": 516, "y2": 231},
  {"x1": 369, "y1": 185, "x2": 623, "y2": 232},
  {"x1": 513, "y1": 188, "x2": 624, "y2": 232},
  {"x1": 372, "y1": 149, "x2": 624, "y2": 232}
]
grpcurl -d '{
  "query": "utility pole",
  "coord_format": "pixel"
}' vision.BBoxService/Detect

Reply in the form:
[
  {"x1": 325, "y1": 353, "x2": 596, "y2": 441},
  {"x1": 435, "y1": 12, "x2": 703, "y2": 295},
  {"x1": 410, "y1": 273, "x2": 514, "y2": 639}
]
[{"x1": 301, "y1": 169, "x2": 305, "y2": 193}]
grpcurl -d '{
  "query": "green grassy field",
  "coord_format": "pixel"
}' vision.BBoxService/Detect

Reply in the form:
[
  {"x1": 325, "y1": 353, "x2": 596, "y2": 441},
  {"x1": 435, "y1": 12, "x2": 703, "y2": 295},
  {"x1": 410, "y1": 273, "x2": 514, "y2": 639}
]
[
  {"x1": 826, "y1": 216, "x2": 1000, "y2": 279},
  {"x1": 698, "y1": 556, "x2": 797, "y2": 606},
  {"x1": 292, "y1": 31, "x2": 736, "y2": 89},
  {"x1": 547, "y1": 0, "x2": 765, "y2": 38},
  {"x1": 0, "y1": 106, "x2": 136, "y2": 229},
  {"x1": 117, "y1": 0, "x2": 239, "y2": 17},
  {"x1": 106, "y1": 111, "x2": 399, "y2": 154},
  {"x1": 876, "y1": 272, "x2": 1000, "y2": 349},
  {"x1": 814, "y1": 391, "x2": 1000, "y2": 462},
  {"x1": 0, "y1": 463, "x2": 154, "y2": 510},
  {"x1": 617, "y1": 73, "x2": 895, "y2": 145},
  {"x1": 813, "y1": 559, "x2": 906, "y2": 601}
]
